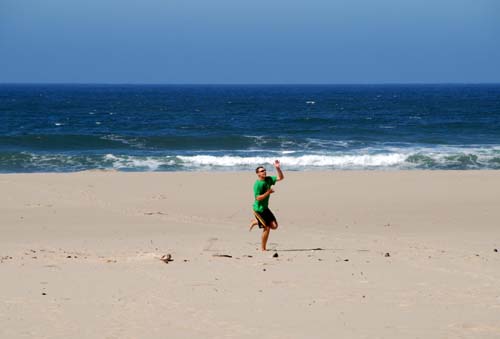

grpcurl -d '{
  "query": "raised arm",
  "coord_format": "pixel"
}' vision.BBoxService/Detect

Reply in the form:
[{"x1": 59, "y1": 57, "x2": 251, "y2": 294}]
[{"x1": 274, "y1": 160, "x2": 284, "y2": 181}]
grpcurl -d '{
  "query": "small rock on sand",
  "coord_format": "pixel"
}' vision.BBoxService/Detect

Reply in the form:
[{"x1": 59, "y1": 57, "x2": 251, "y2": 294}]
[{"x1": 160, "y1": 254, "x2": 173, "y2": 263}]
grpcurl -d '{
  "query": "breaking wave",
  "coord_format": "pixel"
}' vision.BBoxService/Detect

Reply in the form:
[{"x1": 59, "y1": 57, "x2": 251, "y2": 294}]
[{"x1": 2, "y1": 145, "x2": 500, "y2": 172}]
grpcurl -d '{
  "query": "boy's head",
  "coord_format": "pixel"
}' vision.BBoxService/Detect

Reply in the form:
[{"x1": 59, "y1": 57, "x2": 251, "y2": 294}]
[{"x1": 255, "y1": 166, "x2": 266, "y2": 179}]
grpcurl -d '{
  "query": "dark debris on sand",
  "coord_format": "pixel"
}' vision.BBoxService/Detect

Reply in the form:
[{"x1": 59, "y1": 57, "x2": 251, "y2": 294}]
[{"x1": 160, "y1": 254, "x2": 174, "y2": 263}]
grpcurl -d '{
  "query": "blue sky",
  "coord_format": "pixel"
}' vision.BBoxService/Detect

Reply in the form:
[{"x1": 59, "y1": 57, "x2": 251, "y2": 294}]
[{"x1": 1, "y1": 0, "x2": 499, "y2": 84}]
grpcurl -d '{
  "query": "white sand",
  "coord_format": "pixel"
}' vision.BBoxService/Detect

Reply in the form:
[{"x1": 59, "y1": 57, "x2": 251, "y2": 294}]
[{"x1": 1, "y1": 171, "x2": 500, "y2": 338}]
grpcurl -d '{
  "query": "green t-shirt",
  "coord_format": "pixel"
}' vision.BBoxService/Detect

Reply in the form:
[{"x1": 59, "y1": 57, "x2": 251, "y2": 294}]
[{"x1": 253, "y1": 176, "x2": 277, "y2": 212}]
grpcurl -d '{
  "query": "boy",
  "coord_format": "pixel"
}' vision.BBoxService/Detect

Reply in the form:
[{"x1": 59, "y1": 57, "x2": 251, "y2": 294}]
[{"x1": 250, "y1": 160, "x2": 284, "y2": 251}]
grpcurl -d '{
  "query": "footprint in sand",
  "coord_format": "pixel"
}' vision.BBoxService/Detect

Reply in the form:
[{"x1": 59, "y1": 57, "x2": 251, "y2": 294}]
[{"x1": 203, "y1": 237, "x2": 218, "y2": 252}]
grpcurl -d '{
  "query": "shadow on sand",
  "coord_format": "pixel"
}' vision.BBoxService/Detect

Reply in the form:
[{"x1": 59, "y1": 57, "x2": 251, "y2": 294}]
[{"x1": 275, "y1": 248, "x2": 370, "y2": 252}]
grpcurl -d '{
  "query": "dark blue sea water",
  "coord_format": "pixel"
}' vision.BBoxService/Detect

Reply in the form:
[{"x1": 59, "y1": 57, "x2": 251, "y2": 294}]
[{"x1": 1, "y1": 84, "x2": 500, "y2": 172}]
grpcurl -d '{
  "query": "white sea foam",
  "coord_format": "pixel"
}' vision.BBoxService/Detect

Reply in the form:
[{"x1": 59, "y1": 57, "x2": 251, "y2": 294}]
[
  {"x1": 99, "y1": 145, "x2": 500, "y2": 171},
  {"x1": 175, "y1": 145, "x2": 500, "y2": 170},
  {"x1": 104, "y1": 154, "x2": 169, "y2": 171},
  {"x1": 177, "y1": 153, "x2": 407, "y2": 168},
  {"x1": 100, "y1": 134, "x2": 146, "y2": 148},
  {"x1": 304, "y1": 139, "x2": 352, "y2": 149},
  {"x1": 8, "y1": 145, "x2": 500, "y2": 173}
]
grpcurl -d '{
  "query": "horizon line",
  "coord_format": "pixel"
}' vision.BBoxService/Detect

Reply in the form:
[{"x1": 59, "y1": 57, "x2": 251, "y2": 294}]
[{"x1": 1, "y1": 81, "x2": 500, "y2": 86}]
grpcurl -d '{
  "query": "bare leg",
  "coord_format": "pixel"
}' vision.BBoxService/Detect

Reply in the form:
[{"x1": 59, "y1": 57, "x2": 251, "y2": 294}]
[
  {"x1": 249, "y1": 219, "x2": 258, "y2": 231},
  {"x1": 261, "y1": 220, "x2": 278, "y2": 251},
  {"x1": 261, "y1": 226, "x2": 271, "y2": 251},
  {"x1": 269, "y1": 220, "x2": 278, "y2": 230}
]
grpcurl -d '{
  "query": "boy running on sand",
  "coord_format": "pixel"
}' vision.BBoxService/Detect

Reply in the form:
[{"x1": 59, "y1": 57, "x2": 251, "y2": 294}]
[{"x1": 249, "y1": 160, "x2": 284, "y2": 251}]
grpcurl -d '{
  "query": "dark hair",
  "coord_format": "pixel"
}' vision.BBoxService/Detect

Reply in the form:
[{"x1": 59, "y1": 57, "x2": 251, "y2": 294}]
[{"x1": 255, "y1": 166, "x2": 265, "y2": 173}]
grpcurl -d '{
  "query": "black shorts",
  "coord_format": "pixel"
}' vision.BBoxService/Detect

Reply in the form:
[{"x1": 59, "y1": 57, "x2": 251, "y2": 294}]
[{"x1": 253, "y1": 208, "x2": 277, "y2": 229}]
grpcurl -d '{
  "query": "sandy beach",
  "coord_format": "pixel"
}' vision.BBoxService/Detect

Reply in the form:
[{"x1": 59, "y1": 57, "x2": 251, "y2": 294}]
[{"x1": 1, "y1": 170, "x2": 500, "y2": 338}]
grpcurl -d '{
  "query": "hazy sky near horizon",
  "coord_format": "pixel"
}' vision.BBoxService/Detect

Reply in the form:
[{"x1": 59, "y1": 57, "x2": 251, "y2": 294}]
[{"x1": 1, "y1": 0, "x2": 499, "y2": 84}]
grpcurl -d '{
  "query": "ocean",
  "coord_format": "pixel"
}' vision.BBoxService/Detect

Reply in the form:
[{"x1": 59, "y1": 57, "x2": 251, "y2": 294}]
[{"x1": 1, "y1": 84, "x2": 499, "y2": 172}]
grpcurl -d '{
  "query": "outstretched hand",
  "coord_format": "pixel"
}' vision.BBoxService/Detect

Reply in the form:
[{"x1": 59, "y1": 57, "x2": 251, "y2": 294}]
[{"x1": 274, "y1": 160, "x2": 281, "y2": 168}]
